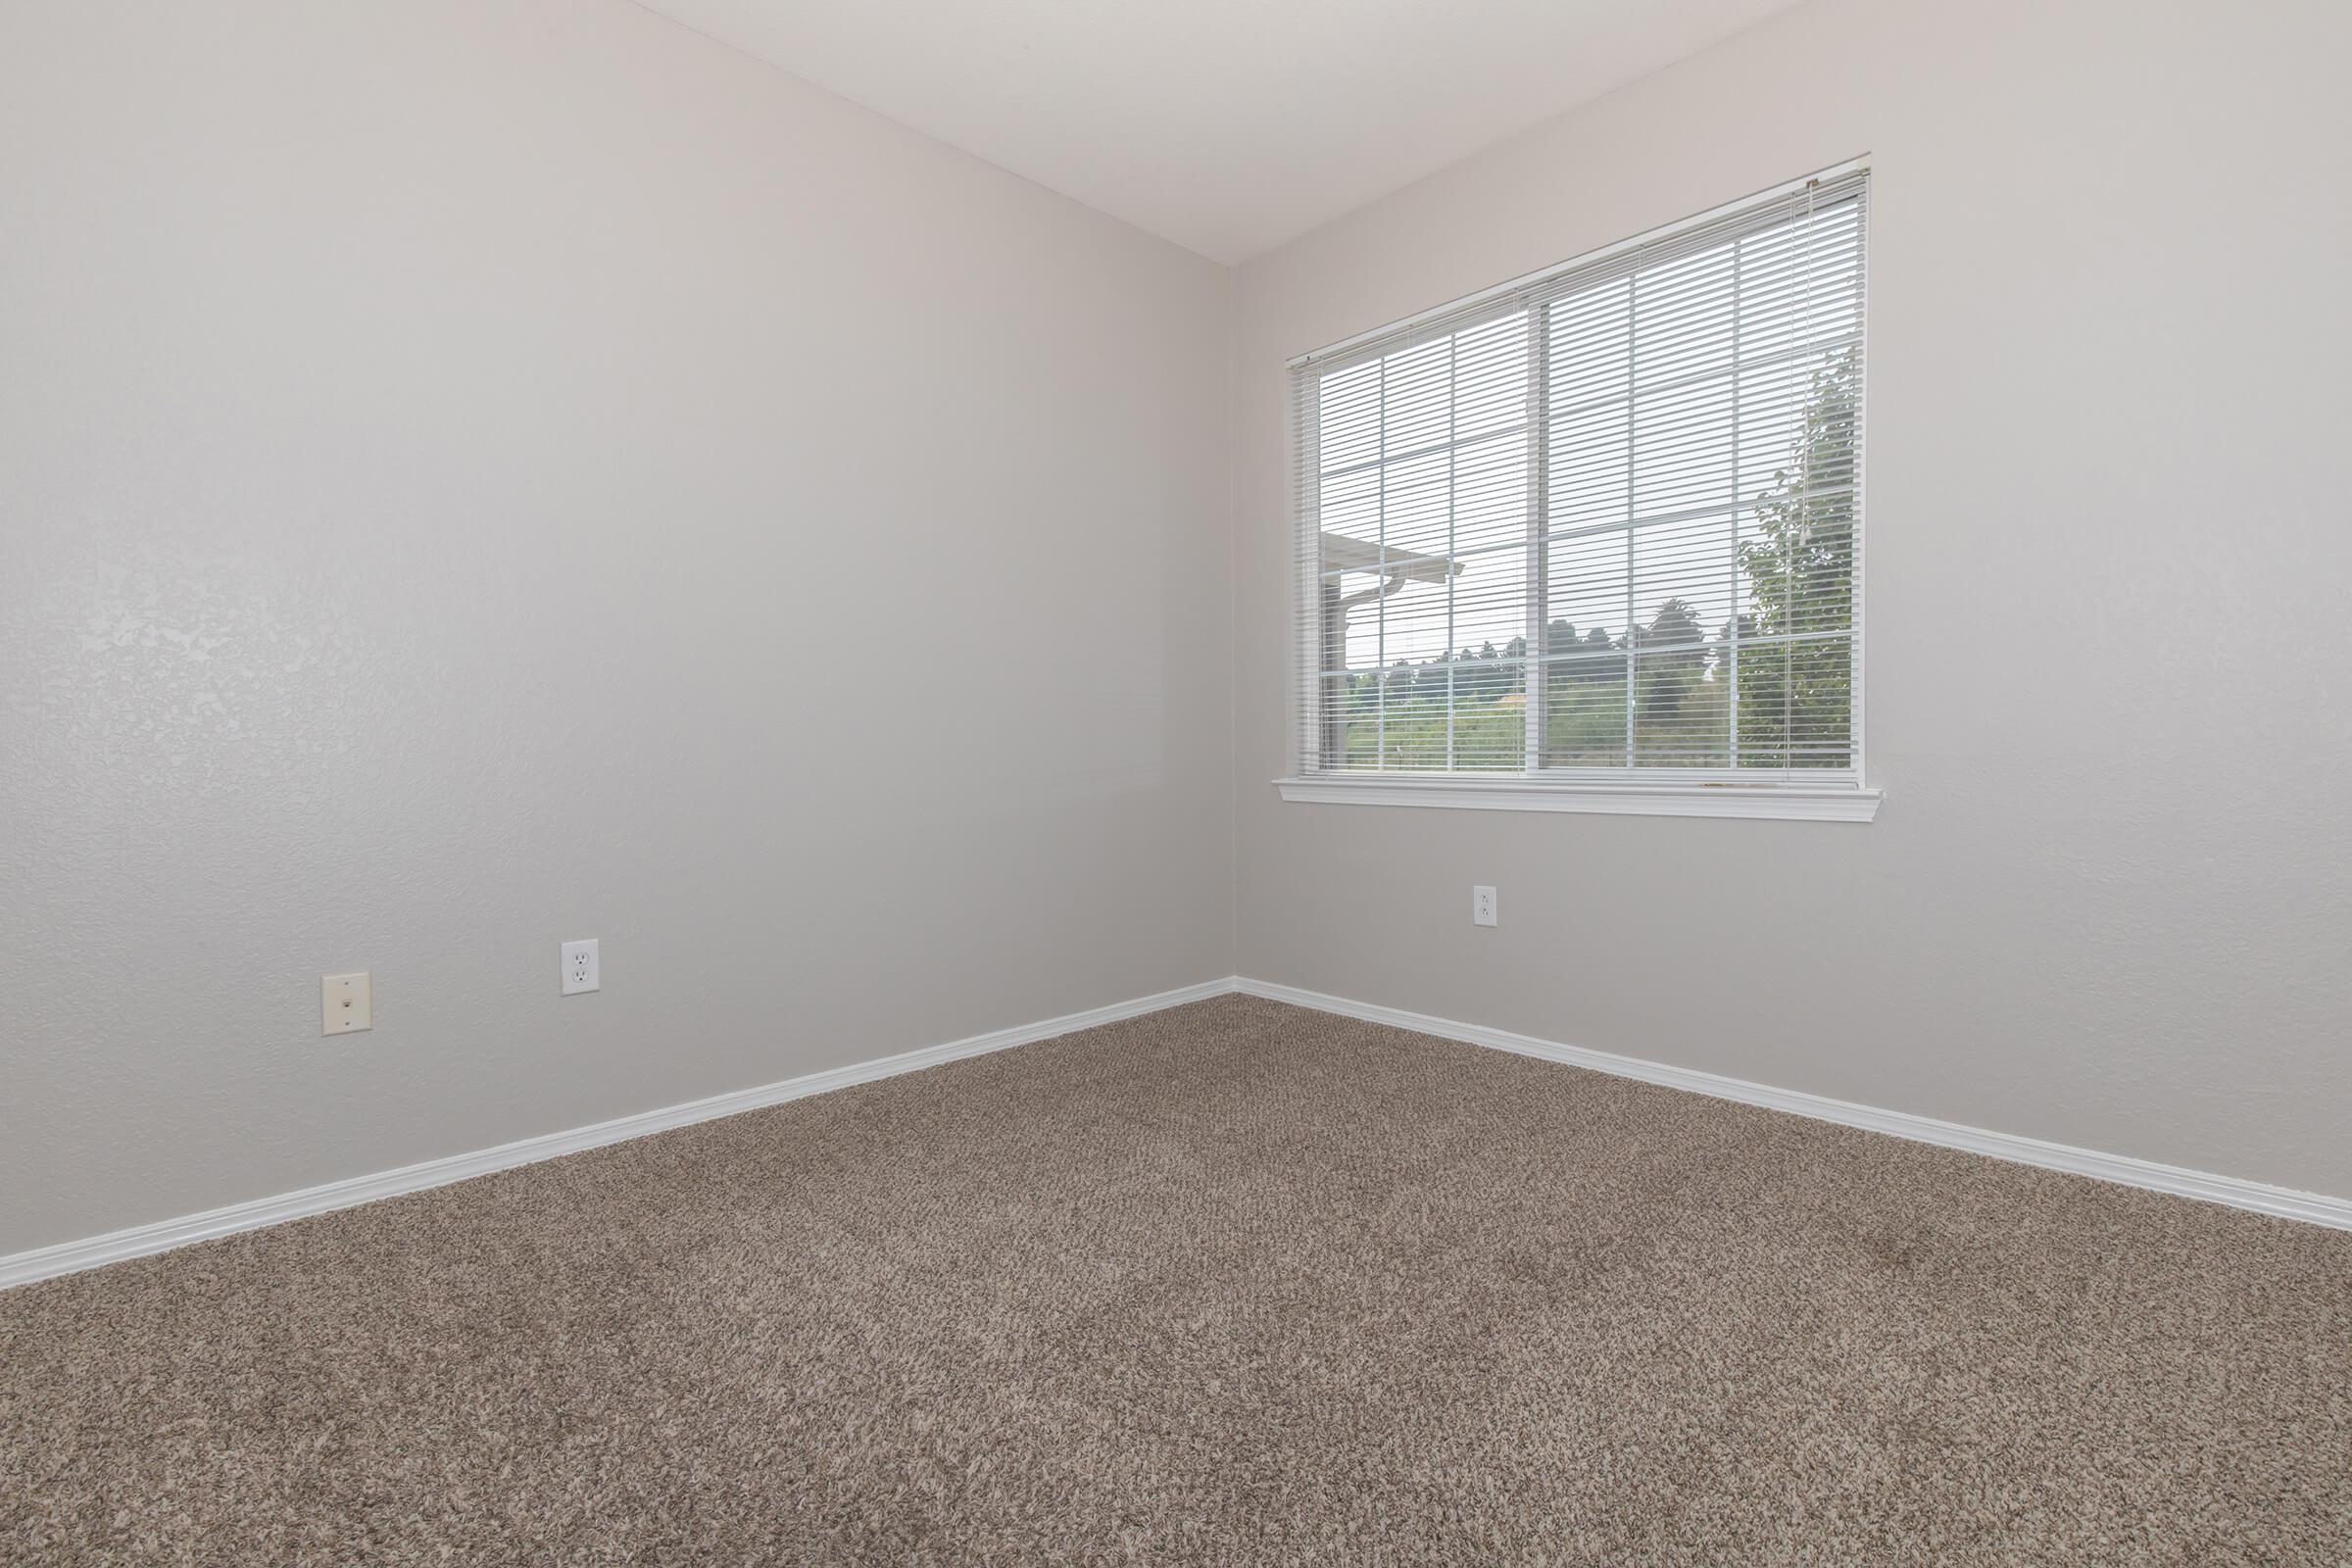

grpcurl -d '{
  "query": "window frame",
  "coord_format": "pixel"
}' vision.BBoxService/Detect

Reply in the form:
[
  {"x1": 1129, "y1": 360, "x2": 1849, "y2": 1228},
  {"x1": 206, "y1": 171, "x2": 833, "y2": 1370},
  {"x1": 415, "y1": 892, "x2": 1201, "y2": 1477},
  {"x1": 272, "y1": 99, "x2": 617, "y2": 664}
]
[{"x1": 1280, "y1": 159, "x2": 1881, "y2": 822}]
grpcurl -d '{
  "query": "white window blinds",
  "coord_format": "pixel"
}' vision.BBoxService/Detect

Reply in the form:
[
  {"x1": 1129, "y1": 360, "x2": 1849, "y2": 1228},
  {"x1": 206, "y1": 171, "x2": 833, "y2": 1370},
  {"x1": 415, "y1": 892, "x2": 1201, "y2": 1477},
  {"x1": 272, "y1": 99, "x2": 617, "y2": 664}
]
[{"x1": 1292, "y1": 167, "x2": 1868, "y2": 787}]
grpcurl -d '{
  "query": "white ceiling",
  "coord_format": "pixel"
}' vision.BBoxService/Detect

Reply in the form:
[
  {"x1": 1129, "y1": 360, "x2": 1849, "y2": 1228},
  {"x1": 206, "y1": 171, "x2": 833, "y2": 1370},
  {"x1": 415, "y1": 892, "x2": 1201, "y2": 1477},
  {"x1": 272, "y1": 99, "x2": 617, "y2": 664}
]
[{"x1": 636, "y1": 0, "x2": 1810, "y2": 265}]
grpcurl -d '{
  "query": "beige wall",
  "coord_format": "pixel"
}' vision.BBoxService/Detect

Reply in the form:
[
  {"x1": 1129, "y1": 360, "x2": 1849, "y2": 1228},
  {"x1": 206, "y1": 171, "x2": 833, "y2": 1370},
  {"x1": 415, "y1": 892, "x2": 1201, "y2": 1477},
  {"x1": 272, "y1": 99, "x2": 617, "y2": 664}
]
[
  {"x1": 1232, "y1": 0, "x2": 2352, "y2": 1197},
  {"x1": 0, "y1": 0, "x2": 1234, "y2": 1253}
]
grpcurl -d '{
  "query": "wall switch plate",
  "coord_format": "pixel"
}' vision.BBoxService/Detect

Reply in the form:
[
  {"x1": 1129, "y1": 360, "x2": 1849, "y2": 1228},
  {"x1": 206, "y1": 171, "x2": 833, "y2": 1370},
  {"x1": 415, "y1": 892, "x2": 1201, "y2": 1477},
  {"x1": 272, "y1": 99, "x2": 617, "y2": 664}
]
[
  {"x1": 562, "y1": 939, "x2": 600, "y2": 996},
  {"x1": 322, "y1": 971, "x2": 372, "y2": 1035},
  {"x1": 1472, "y1": 886, "x2": 1498, "y2": 927}
]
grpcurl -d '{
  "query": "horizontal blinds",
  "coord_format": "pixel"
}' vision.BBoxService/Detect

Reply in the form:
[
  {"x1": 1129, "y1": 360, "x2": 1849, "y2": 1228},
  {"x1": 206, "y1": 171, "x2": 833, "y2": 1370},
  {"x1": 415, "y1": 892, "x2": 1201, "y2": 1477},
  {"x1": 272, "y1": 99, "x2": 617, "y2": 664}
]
[{"x1": 1293, "y1": 167, "x2": 1867, "y2": 780}]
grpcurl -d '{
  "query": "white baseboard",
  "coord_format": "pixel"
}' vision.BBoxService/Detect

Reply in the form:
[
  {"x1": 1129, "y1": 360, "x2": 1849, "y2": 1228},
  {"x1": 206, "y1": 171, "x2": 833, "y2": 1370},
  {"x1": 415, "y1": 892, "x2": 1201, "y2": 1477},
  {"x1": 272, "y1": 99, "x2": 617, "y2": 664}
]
[
  {"x1": 12, "y1": 972, "x2": 2343, "y2": 1291},
  {"x1": 1234, "y1": 977, "x2": 2352, "y2": 1232},
  {"x1": 0, "y1": 978, "x2": 1236, "y2": 1292}
]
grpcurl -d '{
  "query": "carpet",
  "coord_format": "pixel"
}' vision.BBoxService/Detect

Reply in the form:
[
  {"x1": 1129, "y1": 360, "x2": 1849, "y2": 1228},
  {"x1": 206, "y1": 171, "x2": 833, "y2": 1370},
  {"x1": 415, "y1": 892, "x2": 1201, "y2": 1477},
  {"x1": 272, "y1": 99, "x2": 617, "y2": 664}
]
[{"x1": 4, "y1": 995, "x2": 2348, "y2": 1565}]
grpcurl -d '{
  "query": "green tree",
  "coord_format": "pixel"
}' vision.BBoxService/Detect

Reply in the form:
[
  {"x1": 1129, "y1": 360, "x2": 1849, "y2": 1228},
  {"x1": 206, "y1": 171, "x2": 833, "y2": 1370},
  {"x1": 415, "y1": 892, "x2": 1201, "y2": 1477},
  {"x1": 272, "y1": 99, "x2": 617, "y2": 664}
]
[
  {"x1": 1736, "y1": 347, "x2": 1857, "y2": 768},
  {"x1": 1633, "y1": 597, "x2": 1706, "y2": 717}
]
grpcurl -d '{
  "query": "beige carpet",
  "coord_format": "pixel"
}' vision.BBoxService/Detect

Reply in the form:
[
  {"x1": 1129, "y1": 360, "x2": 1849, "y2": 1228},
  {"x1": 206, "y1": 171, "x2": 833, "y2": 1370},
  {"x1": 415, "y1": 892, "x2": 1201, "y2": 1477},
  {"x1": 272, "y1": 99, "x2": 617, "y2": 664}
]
[{"x1": 4, "y1": 996, "x2": 2348, "y2": 1565}]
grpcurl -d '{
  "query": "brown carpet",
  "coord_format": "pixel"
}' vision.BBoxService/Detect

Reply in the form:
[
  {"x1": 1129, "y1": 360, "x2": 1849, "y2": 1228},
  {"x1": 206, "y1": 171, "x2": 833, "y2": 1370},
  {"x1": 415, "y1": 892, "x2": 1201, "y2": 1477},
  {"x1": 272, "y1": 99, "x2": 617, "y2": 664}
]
[{"x1": 4, "y1": 995, "x2": 2349, "y2": 1565}]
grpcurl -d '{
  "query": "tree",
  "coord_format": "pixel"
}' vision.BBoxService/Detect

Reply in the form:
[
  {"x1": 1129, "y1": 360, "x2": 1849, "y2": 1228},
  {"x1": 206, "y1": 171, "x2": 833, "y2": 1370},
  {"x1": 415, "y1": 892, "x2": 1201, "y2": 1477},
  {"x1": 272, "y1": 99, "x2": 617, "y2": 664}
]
[
  {"x1": 1633, "y1": 596, "x2": 1706, "y2": 718},
  {"x1": 1735, "y1": 347, "x2": 1857, "y2": 767},
  {"x1": 1455, "y1": 641, "x2": 1511, "y2": 702}
]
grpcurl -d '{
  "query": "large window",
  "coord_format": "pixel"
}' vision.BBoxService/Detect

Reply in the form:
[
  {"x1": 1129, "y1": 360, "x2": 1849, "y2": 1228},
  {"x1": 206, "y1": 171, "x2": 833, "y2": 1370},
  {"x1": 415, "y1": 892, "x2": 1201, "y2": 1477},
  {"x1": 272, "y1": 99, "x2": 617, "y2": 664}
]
[{"x1": 1286, "y1": 167, "x2": 1876, "y2": 818}]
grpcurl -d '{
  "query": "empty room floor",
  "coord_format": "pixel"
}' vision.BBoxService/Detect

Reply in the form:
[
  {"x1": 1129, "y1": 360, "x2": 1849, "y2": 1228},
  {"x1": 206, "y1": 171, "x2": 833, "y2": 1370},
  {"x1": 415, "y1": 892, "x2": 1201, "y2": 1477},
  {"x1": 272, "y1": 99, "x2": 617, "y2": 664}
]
[{"x1": 5, "y1": 995, "x2": 2348, "y2": 1565}]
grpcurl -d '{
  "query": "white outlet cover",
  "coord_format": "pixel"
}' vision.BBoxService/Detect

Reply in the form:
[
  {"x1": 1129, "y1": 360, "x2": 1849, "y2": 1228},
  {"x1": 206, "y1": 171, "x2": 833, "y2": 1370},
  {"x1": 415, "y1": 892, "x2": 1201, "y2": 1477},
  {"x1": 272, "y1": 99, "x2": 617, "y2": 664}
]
[
  {"x1": 1473, "y1": 886, "x2": 1498, "y2": 927},
  {"x1": 322, "y1": 971, "x2": 372, "y2": 1035},
  {"x1": 562, "y1": 939, "x2": 600, "y2": 996}
]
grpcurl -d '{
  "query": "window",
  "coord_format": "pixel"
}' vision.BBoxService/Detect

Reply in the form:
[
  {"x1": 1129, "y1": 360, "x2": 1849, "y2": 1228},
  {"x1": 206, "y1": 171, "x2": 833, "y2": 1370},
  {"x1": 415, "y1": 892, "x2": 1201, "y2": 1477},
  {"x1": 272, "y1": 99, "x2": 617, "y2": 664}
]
[{"x1": 1283, "y1": 165, "x2": 1879, "y2": 820}]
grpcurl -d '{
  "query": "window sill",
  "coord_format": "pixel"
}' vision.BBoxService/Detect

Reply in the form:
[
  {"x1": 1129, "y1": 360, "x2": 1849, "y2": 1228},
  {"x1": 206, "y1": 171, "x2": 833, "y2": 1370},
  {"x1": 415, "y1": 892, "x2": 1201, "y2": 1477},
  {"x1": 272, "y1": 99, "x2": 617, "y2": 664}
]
[{"x1": 1272, "y1": 775, "x2": 1883, "y2": 822}]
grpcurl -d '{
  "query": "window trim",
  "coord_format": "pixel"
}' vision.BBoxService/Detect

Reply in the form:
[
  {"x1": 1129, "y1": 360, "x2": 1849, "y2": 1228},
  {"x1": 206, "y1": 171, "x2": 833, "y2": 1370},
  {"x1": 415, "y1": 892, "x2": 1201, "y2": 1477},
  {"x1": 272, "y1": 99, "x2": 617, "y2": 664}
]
[
  {"x1": 1282, "y1": 157, "x2": 1878, "y2": 821},
  {"x1": 1273, "y1": 774, "x2": 1883, "y2": 821}
]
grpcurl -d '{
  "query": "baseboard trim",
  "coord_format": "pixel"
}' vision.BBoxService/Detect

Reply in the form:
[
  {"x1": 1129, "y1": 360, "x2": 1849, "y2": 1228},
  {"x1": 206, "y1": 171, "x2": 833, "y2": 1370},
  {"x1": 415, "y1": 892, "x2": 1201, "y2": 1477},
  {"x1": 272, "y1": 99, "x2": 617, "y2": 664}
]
[
  {"x1": 15, "y1": 972, "x2": 2343, "y2": 1290},
  {"x1": 1234, "y1": 977, "x2": 2352, "y2": 1232},
  {"x1": 0, "y1": 977, "x2": 1236, "y2": 1292}
]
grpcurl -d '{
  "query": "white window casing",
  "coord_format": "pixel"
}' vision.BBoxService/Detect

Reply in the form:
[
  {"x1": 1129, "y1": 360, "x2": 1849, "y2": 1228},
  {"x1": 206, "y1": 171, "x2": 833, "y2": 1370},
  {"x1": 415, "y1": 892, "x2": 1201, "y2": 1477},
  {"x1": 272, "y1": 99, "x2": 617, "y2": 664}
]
[{"x1": 1282, "y1": 161, "x2": 1881, "y2": 822}]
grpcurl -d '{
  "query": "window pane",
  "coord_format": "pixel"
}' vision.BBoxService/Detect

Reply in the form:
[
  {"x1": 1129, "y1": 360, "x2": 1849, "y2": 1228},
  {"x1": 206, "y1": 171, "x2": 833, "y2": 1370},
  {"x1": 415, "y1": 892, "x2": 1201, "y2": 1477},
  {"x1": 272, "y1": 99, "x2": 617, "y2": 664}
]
[
  {"x1": 1633, "y1": 514, "x2": 1739, "y2": 649},
  {"x1": 1545, "y1": 530, "x2": 1632, "y2": 651},
  {"x1": 1314, "y1": 311, "x2": 1532, "y2": 770},
  {"x1": 1331, "y1": 670, "x2": 1382, "y2": 769},
  {"x1": 1631, "y1": 372, "x2": 1736, "y2": 523},
  {"x1": 1380, "y1": 338, "x2": 1454, "y2": 455},
  {"x1": 1631, "y1": 621, "x2": 1729, "y2": 768},
  {"x1": 1633, "y1": 240, "x2": 1736, "y2": 387},
  {"x1": 1378, "y1": 666, "x2": 1451, "y2": 771},
  {"x1": 1376, "y1": 447, "x2": 1453, "y2": 560},
  {"x1": 1547, "y1": 277, "x2": 1630, "y2": 411},
  {"x1": 1453, "y1": 314, "x2": 1530, "y2": 441},
  {"x1": 1317, "y1": 359, "x2": 1383, "y2": 473},
  {"x1": 1451, "y1": 430, "x2": 1529, "y2": 556},
  {"x1": 1375, "y1": 571, "x2": 1453, "y2": 666},
  {"x1": 1736, "y1": 349, "x2": 1858, "y2": 642},
  {"x1": 1450, "y1": 546, "x2": 1528, "y2": 653},
  {"x1": 1450, "y1": 668, "x2": 1529, "y2": 771},
  {"x1": 1546, "y1": 397, "x2": 1629, "y2": 529},
  {"x1": 1733, "y1": 635, "x2": 1852, "y2": 769},
  {"x1": 1543, "y1": 654, "x2": 1628, "y2": 767}
]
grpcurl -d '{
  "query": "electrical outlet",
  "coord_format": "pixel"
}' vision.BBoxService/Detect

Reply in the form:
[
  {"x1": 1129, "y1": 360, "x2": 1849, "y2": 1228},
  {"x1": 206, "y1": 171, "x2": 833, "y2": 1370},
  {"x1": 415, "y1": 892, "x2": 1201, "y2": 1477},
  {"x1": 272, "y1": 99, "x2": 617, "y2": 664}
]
[
  {"x1": 561, "y1": 939, "x2": 600, "y2": 996},
  {"x1": 1472, "y1": 886, "x2": 1497, "y2": 927},
  {"x1": 322, "y1": 971, "x2": 372, "y2": 1035}
]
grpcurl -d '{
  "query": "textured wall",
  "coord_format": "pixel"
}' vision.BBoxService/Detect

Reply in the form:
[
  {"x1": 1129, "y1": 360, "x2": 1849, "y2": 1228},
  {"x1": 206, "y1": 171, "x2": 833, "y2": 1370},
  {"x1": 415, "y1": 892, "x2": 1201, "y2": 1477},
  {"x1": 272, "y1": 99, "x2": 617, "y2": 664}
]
[
  {"x1": 1231, "y1": 0, "x2": 2352, "y2": 1197},
  {"x1": 0, "y1": 0, "x2": 1234, "y2": 1252}
]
